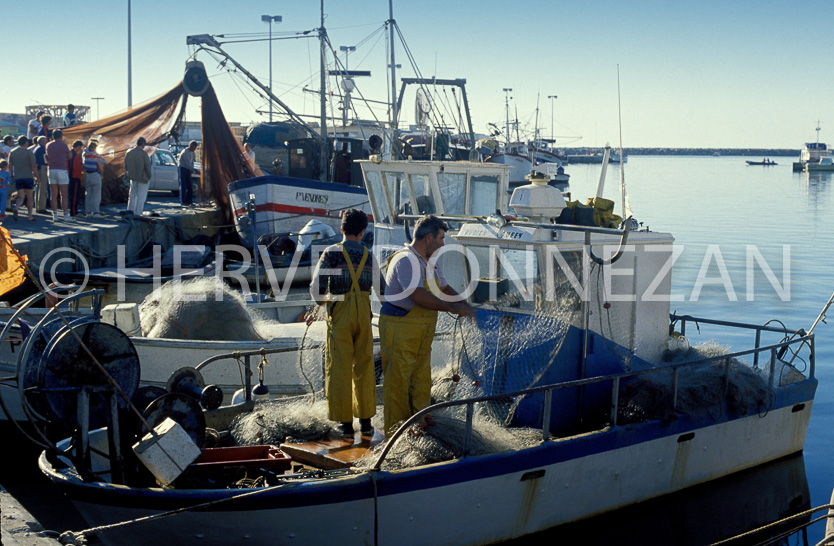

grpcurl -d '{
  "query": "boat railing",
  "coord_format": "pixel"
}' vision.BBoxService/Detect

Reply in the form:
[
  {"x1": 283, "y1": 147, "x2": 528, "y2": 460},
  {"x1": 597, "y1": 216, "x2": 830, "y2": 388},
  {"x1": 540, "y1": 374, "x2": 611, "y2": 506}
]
[
  {"x1": 194, "y1": 344, "x2": 321, "y2": 403},
  {"x1": 372, "y1": 323, "x2": 815, "y2": 470},
  {"x1": 398, "y1": 213, "x2": 630, "y2": 237},
  {"x1": 190, "y1": 328, "x2": 455, "y2": 402},
  {"x1": 671, "y1": 313, "x2": 807, "y2": 368}
]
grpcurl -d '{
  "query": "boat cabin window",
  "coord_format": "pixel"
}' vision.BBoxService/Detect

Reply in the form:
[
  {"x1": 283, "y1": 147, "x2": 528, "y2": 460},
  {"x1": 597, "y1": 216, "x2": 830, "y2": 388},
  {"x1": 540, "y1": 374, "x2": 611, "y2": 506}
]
[
  {"x1": 384, "y1": 171, "x2": 408, "y2": 225},
  {"x1": 469, "y1": 175, "x2": 500, "y2": 216},
  {"x1": 467, "y1": 245, "x2": 538, "y2": 311},
  {"x1": 543, "y1": 249, "x2": 584, "y2": 314},
  {"x1": 364, "y1": 171, "x2": 391, "y2": 225},
  {"x1": 438, "y1": 172, "x2": 465, "y2": 216},
  {"x1": 406, "y1": 174, "x2": 437, "y2": 215}
]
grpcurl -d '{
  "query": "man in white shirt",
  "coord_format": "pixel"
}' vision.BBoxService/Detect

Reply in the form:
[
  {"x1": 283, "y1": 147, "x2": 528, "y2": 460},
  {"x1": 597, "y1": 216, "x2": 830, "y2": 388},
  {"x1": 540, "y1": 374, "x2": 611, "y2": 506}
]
[
  {"x1": 27, "y1": 112, "x2": 44, "y2": 141},
  {"x1": 379, "y1": 215, "x2": 473, "y2": 436}
]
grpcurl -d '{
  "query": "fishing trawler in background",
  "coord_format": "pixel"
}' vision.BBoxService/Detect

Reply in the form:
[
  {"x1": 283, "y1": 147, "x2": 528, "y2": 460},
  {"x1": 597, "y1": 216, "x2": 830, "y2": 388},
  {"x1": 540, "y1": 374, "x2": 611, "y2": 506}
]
[
  {"x1": 793, "y1": 123, "x2": 833, "y2": 172},
  {"x1": 567, "y1": 148, "x2": 627, "y2": 164}
]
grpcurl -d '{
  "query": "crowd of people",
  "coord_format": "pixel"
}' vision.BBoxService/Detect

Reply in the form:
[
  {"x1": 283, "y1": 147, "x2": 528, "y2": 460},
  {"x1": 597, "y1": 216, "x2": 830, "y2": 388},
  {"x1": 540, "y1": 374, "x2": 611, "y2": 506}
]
[
  {"x1": 0, "y1": 106, "x2": 104, "y2": 223},
  {"x1": 310, "y1": 211, "x2": 474, "y2": 438},
  {"x1": 1, "y1": 106, "x2": 205, "y2": 222}
]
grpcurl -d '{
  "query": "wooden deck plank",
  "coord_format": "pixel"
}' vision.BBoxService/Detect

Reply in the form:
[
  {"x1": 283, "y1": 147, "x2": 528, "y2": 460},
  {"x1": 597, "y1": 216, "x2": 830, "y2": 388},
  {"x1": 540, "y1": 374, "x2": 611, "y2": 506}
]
[{"x1": 281, "y1": 430, "x2": 384, "y2": 470}]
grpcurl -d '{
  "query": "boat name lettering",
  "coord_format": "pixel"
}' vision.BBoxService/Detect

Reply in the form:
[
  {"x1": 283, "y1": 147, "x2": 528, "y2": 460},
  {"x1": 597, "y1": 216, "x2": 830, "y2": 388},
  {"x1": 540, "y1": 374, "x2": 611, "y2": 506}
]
[
  {"x1": 296, "y1": 192, "x2": 329, "y2": 205},
  {"x1": 500, "y1": 230, "x2": 524, "y2": 240}
]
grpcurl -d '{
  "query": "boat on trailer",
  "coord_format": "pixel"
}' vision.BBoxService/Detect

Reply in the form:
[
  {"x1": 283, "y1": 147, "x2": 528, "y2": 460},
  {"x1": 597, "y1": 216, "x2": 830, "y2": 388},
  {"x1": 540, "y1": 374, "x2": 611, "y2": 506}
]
[{"x1": 30, "y1": 159, "x2": 818, "y2": 545}]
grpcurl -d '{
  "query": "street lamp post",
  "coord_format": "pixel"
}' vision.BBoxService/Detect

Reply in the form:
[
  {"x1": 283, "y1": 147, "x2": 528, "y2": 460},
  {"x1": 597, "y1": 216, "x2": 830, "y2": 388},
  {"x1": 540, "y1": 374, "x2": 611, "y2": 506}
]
[
  {"x1": 127, "y1": 0, "x2": 132, "y2": 107},
  {"x1": 547, "y1": 95, "x2": 558, "y2": 147},
  {"x1": 261, "y1": 15, "x2": 283, "y2": 122},
  {"x1": 91, "y1": 97, "x2": 105, "y2": 121}
]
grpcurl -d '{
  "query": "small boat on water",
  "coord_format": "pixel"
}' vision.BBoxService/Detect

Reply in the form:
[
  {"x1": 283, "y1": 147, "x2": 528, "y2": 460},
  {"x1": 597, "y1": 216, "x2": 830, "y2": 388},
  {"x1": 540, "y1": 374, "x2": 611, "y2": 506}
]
[
  {"x1": 567, "y1": 150, "x2": 627, "y2": 164},
  {"x1": 28, "y1": 158, "x2": 820, "y2": 545},
  {"x1": 746, "y1": 160, "x2": 778, "y2": 166}
]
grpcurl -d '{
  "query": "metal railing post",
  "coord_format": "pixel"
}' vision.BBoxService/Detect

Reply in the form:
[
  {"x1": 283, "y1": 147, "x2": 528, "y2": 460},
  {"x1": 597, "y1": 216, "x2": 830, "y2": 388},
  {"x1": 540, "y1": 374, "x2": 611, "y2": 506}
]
[
  {"x1": 542, "y1": 389, "x2": 553, "y2": 441},
  {"x1": 753, "y1": 329, "x2": 761, "y2": 367},
  {"x1": 610, "y1": 378, "x2": 619, "y2": 427},
  {"x1": 810, "y1": 338, "x2": 816, "y2": 378},
  {"x1": 769, "y1": 348, "x2": 777, "y2": 389},
  {"x1": 244, "y1": 355, "x2": 252, "y2": 401},
  {"x1": 463, "y1": 403, "x2": 474, "y2": 456},
  {"x1": 723, "y1": 357, "x2": 731, "y2": 394}
]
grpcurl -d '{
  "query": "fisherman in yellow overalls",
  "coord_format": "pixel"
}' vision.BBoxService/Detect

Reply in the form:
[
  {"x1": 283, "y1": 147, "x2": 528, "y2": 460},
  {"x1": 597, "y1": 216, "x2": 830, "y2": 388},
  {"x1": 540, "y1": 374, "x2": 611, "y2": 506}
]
[
  {"x1": 310, "y1": 209, "x2": 377, "y2": 437},
  {"x1": 380, "y1": 215, "x2": 474, "y2": 437}
]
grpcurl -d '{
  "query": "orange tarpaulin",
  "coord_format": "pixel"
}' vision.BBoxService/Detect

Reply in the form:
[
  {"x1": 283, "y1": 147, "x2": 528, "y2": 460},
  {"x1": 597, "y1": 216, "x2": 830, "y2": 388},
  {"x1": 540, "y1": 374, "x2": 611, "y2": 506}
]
[
  {"x1": 60, "y1": 80, "x2": 262, "y2": 224},
  {"x1": 0, "y1": 227, "x2": 27, "y2": 297}
]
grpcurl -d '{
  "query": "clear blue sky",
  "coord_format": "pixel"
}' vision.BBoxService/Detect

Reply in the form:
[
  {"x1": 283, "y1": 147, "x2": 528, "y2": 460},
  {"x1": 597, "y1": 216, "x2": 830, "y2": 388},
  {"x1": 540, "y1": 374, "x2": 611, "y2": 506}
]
[{"x1": 3, "y1": 1, "x2": 832, "y2": 148}]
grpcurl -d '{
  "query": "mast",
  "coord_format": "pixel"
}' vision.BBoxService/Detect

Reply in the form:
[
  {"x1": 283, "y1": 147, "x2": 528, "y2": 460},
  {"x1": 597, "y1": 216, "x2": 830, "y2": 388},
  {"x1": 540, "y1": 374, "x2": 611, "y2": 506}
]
[
  {"x1": 503, "y1": 88, "x2": 512, "y2": 152},
  {"x1": 319, "y1": 0, "x2": 328, "y2": 180},
  {"x1": 389, "y1": 0, "x2": 398, "y2": 152}
]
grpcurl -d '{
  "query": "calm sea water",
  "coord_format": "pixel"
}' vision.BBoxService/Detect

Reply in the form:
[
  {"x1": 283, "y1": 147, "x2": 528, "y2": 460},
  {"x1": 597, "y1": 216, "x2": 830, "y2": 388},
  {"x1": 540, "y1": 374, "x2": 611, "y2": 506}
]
[{"x1": 556, "y1": 155, "x2": 834, "y2": 543}]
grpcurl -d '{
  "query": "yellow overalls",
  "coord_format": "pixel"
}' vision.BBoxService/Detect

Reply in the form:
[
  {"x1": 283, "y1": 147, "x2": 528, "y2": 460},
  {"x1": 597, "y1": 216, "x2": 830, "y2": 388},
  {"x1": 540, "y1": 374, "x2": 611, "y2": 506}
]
[
  {"x1": 379, "y1": 249, "x2": 441, "y2": 436},
  {"x1": 324, "y1": 244, "x2": 375, "y2": 422}
]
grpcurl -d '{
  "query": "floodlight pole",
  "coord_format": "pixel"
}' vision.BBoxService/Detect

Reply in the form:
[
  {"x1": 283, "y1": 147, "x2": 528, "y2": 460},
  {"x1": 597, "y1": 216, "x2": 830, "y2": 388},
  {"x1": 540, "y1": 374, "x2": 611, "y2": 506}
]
[
  {"x1": 548, "y1": 95, "x2": 558, "y2": 146},
  {"x1": 91, "y1": 97, "x2": 105, "y2": 121},
  {"x1": 261, "y1": 15, "x2": 283, "y2": 122}
]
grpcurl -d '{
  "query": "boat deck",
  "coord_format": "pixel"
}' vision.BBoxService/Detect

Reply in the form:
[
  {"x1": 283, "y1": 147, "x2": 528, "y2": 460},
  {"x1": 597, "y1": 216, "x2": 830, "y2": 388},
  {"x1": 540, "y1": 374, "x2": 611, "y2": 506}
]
[{"x1": 281, "y1": 431, "x2": 385, "y2": 470}]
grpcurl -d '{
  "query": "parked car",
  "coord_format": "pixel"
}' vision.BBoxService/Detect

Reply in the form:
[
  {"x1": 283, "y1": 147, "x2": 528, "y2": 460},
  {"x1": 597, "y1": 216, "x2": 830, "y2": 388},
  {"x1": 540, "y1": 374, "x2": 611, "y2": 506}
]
[{"x1": 147, "y1": 148, "x2": 200, "y2": 194}]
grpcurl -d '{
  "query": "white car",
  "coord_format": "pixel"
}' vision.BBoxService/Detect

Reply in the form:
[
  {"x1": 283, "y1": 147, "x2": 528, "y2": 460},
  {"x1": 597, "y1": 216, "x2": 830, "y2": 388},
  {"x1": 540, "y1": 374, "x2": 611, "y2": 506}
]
[{"x1": 146, "y1": 148, "x2": 200, "y2": 195}]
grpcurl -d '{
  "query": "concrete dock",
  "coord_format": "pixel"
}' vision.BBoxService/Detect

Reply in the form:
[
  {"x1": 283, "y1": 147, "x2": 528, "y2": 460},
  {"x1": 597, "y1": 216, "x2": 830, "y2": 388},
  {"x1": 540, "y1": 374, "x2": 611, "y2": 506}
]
[
  {"x1": 1, "y1": 485, "x2": 60, "y2": 546},
  {"x1": 4, "y1": 193, "x2": 226, "y2": 269}
]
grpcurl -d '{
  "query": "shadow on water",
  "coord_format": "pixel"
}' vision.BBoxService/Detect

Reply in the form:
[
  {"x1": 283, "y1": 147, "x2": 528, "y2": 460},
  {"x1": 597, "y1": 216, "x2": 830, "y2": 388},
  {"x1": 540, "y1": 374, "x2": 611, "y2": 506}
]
[{"x1": 526, "y1": 454, "x2": 812, "y2": 545}]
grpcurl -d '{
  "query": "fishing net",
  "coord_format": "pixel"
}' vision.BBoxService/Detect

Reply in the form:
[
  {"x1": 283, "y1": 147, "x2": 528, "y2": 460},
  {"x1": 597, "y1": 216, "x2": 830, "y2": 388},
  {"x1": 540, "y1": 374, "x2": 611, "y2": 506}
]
[
  {"x1": 139, "y1": 278, "x2": 263, "y2": 340},
  {"x1": 618, "y1": 342, "x2": 774, "y2": 424},
  {"x1": 354, "y1": 410, "x2": 542, "y2": 471},
  {"x1": 230, "y1": 395, "x2": 334, "y2": 445}
]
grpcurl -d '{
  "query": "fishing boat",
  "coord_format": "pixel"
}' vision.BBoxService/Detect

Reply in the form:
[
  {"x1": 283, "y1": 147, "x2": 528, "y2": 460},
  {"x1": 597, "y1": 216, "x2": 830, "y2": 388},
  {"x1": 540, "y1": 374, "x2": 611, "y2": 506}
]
[
  {"x1": 567, "y1": 150, "x2": 627, "y2": 164},
  {"x1": 746, "y1": 160, "x2": 778, "y2": 166},
  {"x1": 29, "y1": 158, "x2": 819, "y2": 545},
  {"x1": 793, "y1": 123, "x2": 833, "y2": 171},
  {"x1": 805, "y1": 156, "x2": 834, "y2": 172}
]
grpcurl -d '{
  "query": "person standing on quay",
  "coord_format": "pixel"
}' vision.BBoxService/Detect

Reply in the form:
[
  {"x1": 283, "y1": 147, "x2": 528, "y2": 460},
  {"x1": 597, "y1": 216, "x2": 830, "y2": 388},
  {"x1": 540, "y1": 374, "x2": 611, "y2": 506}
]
[
  {"x1": 8, "y1": 136, "x2": 37, "y2": 221},
  {"x1": 0, "y1": 135, "x2": 13, "y2": 160},
  {"x1": 83, "y1": 141, "x2": 105, "y2": 216},
  {"x1": 244, "y1": 142, "x2": 256, "y2": 164},
  {"x1": 310, "y1": 209, "x2": 378, "y2": 438},
  {"x1": 37, "y1": 115, "x2": 53, "y2": 141},
  {"x1": 125, "y1": 137, "x2": 152, "y2": 216},
  {"x1": 379, "y1": 214, "x2": 474, "y2": 437},
  {"x1": 0, "y1": 160, "x2": 10, "y2": 220},
  {"x1": 27, "y1": 112, "x2": 44, "y2": 141},
  {"x1": 63, "y1": 104, "x2": 77, "y2": 127},
  {"x1": 31, "y1": 137, "x2": 49, "y2": 213},
  {"x1": 45, "y1": 129, "x2": 71, "y2": 221},
  {"x1": 68, "y1": 140, "x2": 84, "y2": 217},
  {"x1": 177, "y1": 140, "x2": 197, "y2": 207}
]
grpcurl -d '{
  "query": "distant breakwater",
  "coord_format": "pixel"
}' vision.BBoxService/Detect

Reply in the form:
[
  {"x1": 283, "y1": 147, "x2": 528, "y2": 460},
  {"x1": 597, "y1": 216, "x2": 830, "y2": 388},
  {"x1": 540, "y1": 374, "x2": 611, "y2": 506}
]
[{"x1": 563, "y1": 148, "x2": 799, "y2": 157}]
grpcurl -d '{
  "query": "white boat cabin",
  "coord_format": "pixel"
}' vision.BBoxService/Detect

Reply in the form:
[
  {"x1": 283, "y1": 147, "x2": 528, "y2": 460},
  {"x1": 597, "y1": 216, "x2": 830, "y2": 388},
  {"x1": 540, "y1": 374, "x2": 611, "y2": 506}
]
[{"x1": 358, "y1": 159, "x2": 510, "y2": 246}]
